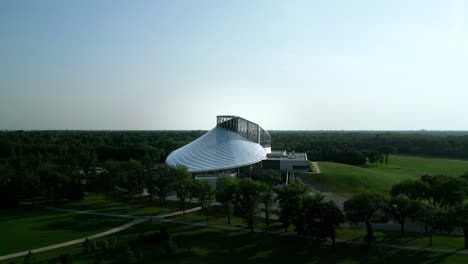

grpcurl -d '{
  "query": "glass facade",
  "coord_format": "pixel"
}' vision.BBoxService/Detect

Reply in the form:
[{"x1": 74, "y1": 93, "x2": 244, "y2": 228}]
[{"x1": 217, "y1": 116, "x2": 271, "y2": 148}]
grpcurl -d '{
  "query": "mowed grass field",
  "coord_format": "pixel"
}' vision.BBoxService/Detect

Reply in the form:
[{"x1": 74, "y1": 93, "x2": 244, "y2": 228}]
[
  {"x1": 299, "y1": 155, "x2": 468, "y2": 196},
  {"x1": 0, "y1": 207, "x2": 127, "y2": 256}
]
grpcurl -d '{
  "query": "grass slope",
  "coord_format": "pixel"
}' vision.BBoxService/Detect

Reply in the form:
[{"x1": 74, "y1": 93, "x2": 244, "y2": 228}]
[{"x1": 299, "y1": 155, "x2": 468, "y2": 196}]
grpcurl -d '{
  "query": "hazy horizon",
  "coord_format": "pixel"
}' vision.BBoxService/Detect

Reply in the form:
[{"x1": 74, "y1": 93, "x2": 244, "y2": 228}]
[{"x1": 1, "y1": 0, "x2": 467, "y2": 131}]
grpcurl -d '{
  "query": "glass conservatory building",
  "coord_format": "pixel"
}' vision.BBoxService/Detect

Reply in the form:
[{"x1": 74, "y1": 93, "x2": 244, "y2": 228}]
[{"x1": 165, "y1": 116, "x2": 272, "y2": 179}]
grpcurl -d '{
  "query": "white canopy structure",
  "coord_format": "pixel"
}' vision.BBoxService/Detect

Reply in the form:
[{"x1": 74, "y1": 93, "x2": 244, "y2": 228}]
[{"x1": 165, "y1": 116, "x2": 271, "y2": 173}]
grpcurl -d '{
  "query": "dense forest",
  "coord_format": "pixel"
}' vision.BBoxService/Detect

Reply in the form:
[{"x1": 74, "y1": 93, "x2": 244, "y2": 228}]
[{"x1": 1, "y1": 130, "x2": 468, "y2": 208}]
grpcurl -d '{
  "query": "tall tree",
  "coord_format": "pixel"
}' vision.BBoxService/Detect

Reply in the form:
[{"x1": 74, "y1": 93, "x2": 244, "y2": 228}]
[
  {"x1": 390, "y1": 180, "x2": 430, "y2": 201},
  {"x1": 456, "y1": 202, "x2": 468, "y2": 249},
  {"x1": 237, "y1": 179, "x2": 262, "y2": 232},
  {"x1": 319, "y1": 200, "x2": 345, "y2": 250},
  {"x1": 191, "y1": 179, "x2": 213, "y2": 214},
  {"x1": 277, "y1": 183, "x2": 308, "y2": 232},
  {"x1": 422, "y1": 175, "x2": 466, "y2": 207},
  {"x1": 258, "y1": 182, "x2": 274, "y2": 226},
  {"x1": 172, "y1": 166, "x2": 192, "y2": 214},
  {"x1": 0, "y1": 164, "x2": 18, "y2": 208},
  {"x1": 261, "y1": 169, "x2": 282, "y2": 186},
  {"x1": 377, "y1": 145, "x2": 396, "y2": 165},
  {"x1": 153, "y1": 165, "x2": 174, "y2": 205},
  {"x1": 215, "y1": 176, "x2": 238, "y2": 224},
  {"x1": 344, "y1": 192, "x2": 388, "y2": 248},
  {"x1": 259, "y1": 169, "x2": 281, "y2": 226},
  {"x1": 387, "y1": 194, "x2": 420, "y2": 236}
]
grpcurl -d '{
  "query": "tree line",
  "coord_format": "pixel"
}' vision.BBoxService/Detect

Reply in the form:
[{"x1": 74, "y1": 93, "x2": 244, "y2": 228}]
[
  {"x1": 2, "y1": 130, "x2": 468, "y2": 208},
  {"x1": 272, "y1": 131, "x2": 468, "y2": 163},
  {"x1": 213, "y1": 171, "x2": 468, "y2": 250}
]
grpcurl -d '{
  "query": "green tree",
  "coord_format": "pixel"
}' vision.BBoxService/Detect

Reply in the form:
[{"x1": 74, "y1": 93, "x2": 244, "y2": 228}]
[
  {"x1": 146, "y1": 165, "x2": 173, "y2": 205},
  {"x1": 191, "y1": 179, "x2": 213, "y2": 214},
  {"x1": 387, "y1": 194, "x2": 420, "y2": 236},
  {"x1": 319, "y1": 200, "x2": 345, "y2": 250},
  {"x1": 377, "y1": 145, "x2": 396, "y2": 165},
  {"x1": 390, "y1": 180, "x2": 430, "y2": 201},
  {"x1": 259, "y1": 169, "x2": 281, "y2": 226},
  {"x1": 296, "y1": 193, "x2": 325, "y2": 239},
  {"x1": 432, "y1": 176, "x2": 466, "y2": 208},
  {"x1": 237, "y1": 179, "x2": 262, "y2": 232},
  {"x1": 344, "y1": 192, "x2": 388, "y2": 248},
  {"x1": 172, "y1": 166, "x2": 192, "y2": 214},
  {"x1": 261, "y1": 169, "x2": 282, "y2": 186},
  {"x1": 102, "y1": 159, "x2": 120, "y2": 198},
  {"x1": 455, "y1": 202, "x2": 468, "y2": 249},
  {"x1": 215, "y1": 176, "x2": 238, "y2": 224},
  {"x1": 277, "y1": 183, "x2": 307, "y2": 232},
  {"x1": 258, "y1": 182, "x2": 274, "y2": 226},
  {"x1": 0, "y1": 164, "x2": 18, "y2": 208}
]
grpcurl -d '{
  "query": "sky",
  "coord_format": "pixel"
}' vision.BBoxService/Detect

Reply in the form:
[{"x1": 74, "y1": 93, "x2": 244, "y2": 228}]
[{"x1": 1, "y1": 0, "x2": 467, "y2": 130}]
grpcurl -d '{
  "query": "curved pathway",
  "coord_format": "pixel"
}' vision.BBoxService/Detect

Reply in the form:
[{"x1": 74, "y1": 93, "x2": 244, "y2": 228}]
[
  {"x1": 311, "y1": 161, "x2": 321, "y2": 173},
  {"x1": 0, "y1": 206, "x2": 202, "y2": 262}
]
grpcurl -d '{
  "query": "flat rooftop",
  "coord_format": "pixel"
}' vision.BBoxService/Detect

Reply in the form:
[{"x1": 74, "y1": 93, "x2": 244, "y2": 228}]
[{"x1": 266, "y1": 150, "x2": 308, "y2": 161}]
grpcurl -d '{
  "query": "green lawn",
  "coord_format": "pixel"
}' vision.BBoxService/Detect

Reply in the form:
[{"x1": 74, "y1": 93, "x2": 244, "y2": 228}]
[
  {"x1": 59, "y1": 193, "x2": 198, "y2": 217},
  {"x1": 0, "y1": 206, "x2": 127, "y2": 256},
  {"x1": 299, "y1": 155, "x2": 468, "y2": 196},
  {"x1": 8, "y1": 220, "x2": 468, "y2": 264}
]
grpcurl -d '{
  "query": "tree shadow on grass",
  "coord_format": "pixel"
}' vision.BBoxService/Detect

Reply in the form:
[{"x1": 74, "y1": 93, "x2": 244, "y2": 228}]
[{"x1": 31, "y1": 214, "x2": 126, "y2": 234}]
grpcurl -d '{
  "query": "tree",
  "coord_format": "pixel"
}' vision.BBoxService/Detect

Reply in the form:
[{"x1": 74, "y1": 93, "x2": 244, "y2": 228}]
[
  {"x1": 259, "y1": 169, "x2": 281, "y2": 226},
  {"x1": 102, "y1": 159, "x2": 120, "y2": 198},
  {"x1": 261, "y1": 169, "x2": 282, "y2": 186},
  {"x1": 377, "y1": 145, "x2": 396, "y2": 165},
  {"x1": 191, "y1": 179, "x2": 213, "y2": 214},
  {"x1": 147, "y1": 165, "x2": 173, "y2": 205},
  {"x1": 295, "y1": 194, "x2": 344, "y2": 249},
  {"x1": 215, "y1": 176, "x2": 238, "y2": 224},
  {"x1": 344, "y1": 192, "x2": 387, "y2": 248},
  {"x1": 431, "y1": 176, "x2": 466, "y2": 208},
  {"x1": 172, "y1": 166, "x2": 192, "y2": 214},
  {"x1": 455, "y1": 202, "x2": 468, "y2": 249},
  {"x1": 258, "y1": 182, "x2": 274, "y2": 226},
  {"x1": 319, "y1": 200, "x2": 345, "y2": 250},
  {"x1": 296, "y1": 193, "x2": 325, "y2": 239},
  {"x1": 0, "y1": 164, "x2": 18, "y2": 208},
  {"x1": 37, "y1": 162, "x2": 65, "y2": 203},
  {"x1": 277, "y1": 183, "x2": 307, "y2": 232},
  {"x1": 422, "y1": 175, "x2": 466, "y2": 207},
  {"x1": 415, "y1": 203, "x2": 454, "y2": 247},
  {"x1": 364, "y1": 150, "x2": 384, "y2": 166},
  {"x1": 387, "y1": 194, "x2": 420, "y2": 236},
  {"x1": 390, "y1": 180, "x2": 430, "y2": 201},
  {"x1": 120, "y1": 159, "x2": 143, "y2": 199},
  {"x1": 237, "y1": 179, "x2": 262, "y2": 232}
]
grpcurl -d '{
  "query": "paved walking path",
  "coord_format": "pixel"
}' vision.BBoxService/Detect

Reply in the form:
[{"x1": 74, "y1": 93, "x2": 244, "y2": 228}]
[
  {"x1": 0, "y1": 218, "x2": 146, "y2": 261},
  {"x1": 0, "y1": 206, "x2": 202, "y2": 262},
  {"x1": 311, "y1": 161, "x2": 321, "y2": 173}
]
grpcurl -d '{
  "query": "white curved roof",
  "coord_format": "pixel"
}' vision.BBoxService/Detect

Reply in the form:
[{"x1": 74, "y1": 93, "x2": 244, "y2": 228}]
[{"x1": 165, "y1": 127, "x2": 267, "y2": 173}]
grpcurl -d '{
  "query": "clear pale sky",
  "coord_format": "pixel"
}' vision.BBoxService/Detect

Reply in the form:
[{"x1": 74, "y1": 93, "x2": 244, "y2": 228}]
[{"x1": 1, "y1": 0, "x2": 467, "y2": 130}]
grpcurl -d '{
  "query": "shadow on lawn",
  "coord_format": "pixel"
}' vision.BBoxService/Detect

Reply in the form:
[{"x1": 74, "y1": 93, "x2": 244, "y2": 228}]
[
  {"x1": 31, "y1": 213, "x2": 125, "y2": 234},
  {"x1": 151, "y1": 223, "x2": 459, "y2": 264}
]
